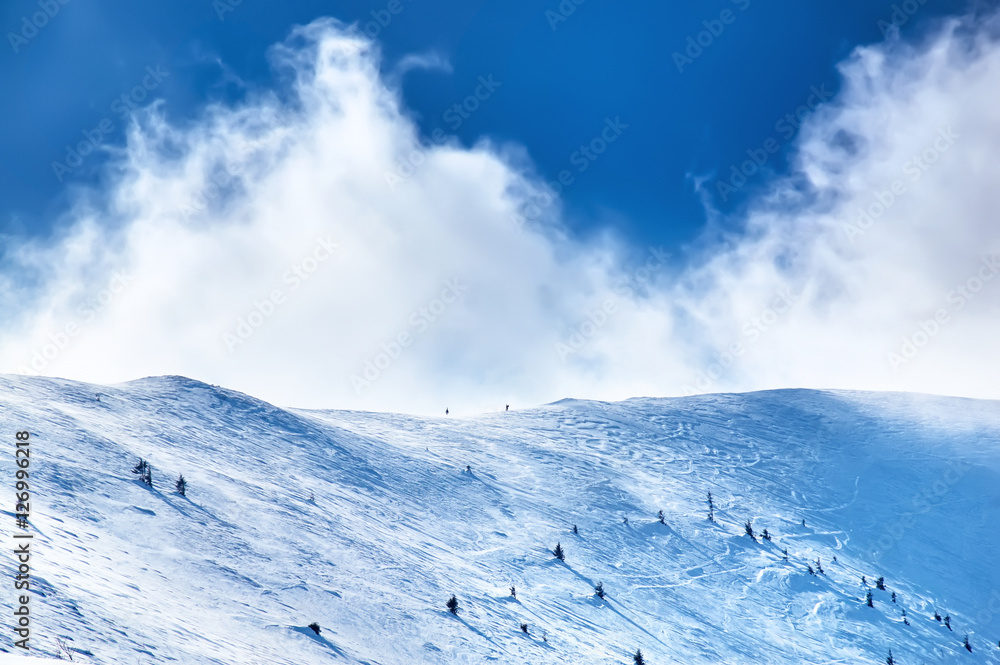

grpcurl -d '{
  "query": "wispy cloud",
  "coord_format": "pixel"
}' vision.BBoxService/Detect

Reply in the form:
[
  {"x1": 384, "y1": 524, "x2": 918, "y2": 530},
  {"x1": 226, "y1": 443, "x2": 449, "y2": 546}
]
[{"x1": 2, "y1": 14, "x2": 999, "y2": 413}]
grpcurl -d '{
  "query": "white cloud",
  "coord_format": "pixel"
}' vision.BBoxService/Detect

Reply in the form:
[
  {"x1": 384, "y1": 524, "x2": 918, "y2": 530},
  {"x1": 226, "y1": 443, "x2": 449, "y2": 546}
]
[{"x1": 2, "y1": 15, "x2": 1000, "y2": 413}]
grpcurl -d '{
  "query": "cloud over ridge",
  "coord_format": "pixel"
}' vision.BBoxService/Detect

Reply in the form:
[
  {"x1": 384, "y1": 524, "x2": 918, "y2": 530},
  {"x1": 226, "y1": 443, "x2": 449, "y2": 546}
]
[{"x1": 2, "y1": 14, "x2": 999, "y2": 412}]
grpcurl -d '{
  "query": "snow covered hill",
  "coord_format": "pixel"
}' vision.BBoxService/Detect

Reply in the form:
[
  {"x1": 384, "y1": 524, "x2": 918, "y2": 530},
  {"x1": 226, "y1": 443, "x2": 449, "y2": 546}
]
[{"x1": 0, "y1": 375, "x2": 998, "y2": 664}]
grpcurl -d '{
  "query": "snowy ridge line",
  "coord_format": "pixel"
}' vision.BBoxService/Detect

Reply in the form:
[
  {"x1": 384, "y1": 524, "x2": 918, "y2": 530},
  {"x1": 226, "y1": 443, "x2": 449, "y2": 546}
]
[{"x1": 0, "y1": 374, "x2": 997, "y2": 663}]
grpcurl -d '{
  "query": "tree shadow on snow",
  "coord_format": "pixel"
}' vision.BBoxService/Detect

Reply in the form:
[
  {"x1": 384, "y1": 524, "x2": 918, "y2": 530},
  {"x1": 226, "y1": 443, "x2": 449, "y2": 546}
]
[
  {"x1": 442, "y1": 611, "x2": 498, "y2": 646},
  {"x1": 598, "y1": 598, "x2": 670, "y2": 650},
  {"x1": 289, "y1": 625, "x2": 348, "y2": 658}
]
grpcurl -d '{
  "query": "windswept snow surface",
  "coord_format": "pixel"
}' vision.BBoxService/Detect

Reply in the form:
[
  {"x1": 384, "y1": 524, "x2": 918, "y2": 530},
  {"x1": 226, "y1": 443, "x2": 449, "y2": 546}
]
[{"x1": 0, "y1": 375, "x2": 998, "y2": 664}]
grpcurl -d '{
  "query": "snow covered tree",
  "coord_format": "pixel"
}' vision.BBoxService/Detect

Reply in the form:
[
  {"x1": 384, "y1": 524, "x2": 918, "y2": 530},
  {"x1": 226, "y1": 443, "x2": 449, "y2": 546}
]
[
  {"x1": 964, "y1": 634, "x2": 972, "y2": 652},
  {"x1": 903, "y1": 609, "x2": 910, "y2": 626},
  {"x1": 762, "y1": 528, "x2": 772, "y2": 541},
  {"x1": 807, "y1": 564, "x2": 816, "y2": 575},
  {"x1": 658, "y1": 510, "x2": 665, "y2": 525},
  {"x1": 447, "y1": 595, "x2": 459, "y2": 615},
  {"x1": 520, "y1": 622, "x2": 529, "y2": 634},
  {"x1": 634, "y1": 649, "x2": 645, "y2": 665},
  {"x1": 554, "y1": 542, "x2": 565, "y2": 561},
  {"x1": 815, "y1": 558, "x2": 823, "y2": 574},
  {"x1": 623, "y1": 516, "x2": 629, "y2": 525},
  {"x1": 862, "y1": 575, "x2": 869, "y2": 587},
  {"x1": 876, "y1": 576, "x2": 886, "y2": 591},
  {"x1": 510, "y1": 586, "x2": 516, "y2": 598},
  {"x1": 886, "y1": 649, "x2": 895, "y2": 665},
  {"x1": 573, "y1": 524, "x2": 579, "y2": 534},
  {"x1": 595, "y1": 581, "x2": 605, "y2": 599},
  {"x1": 934, "y1": 611, "x2": 942, "y2": 622},
  {"x1": 175, "y1": 474, "x2": 187, "y2": 496},
  {"x1": 783, "y1": 548, "x2": 789, "y2": 561},
  {"x1": 866, "y1": 591, "x2": 874, "y2": 608},
  {"x1": 707, "y1": 491, "x2": 715, "y2": 522},
  {"x1": 308, "y1": 622, "x2": 321, "y2": 635},
  {"x1": 891, "y1": 591, "x2": 896, "y2": 603},
  {"x1": 744, "y1": 519, "x2": 757, "y2": 542},
  {"x1": 945, "y1": 615, "x2": 952, "y2": 630}
]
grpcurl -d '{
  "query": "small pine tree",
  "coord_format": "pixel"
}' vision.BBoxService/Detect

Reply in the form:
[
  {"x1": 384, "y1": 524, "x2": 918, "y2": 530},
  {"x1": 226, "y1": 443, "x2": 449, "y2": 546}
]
[
  {"x1": 876, "y1": 576, "x2": 886, "y2": 591},
  {"x1": 964, "y1": 634, "x2": 972, "y2": 652},
  {"x1": 866, "y1": 590, "x2": 874, "y2": 608},
  {"x1": 573, "y1": 524, "x2": 578, "y2": 534},
  {"x1": 934, "y1": 611, "x2": 942, "y2": 622},
  {"x1": 945, "y1": 615, "x2": 952, "y2": 631},
  {"x1": 783, "y1": 548, "x2": 789, "y2": 561},
  {"x1": 892, "y1": 591, "x2": 897, "y2": 603},
  {"x1": 762, "y1": 528, "x2": 772, "y2": 541},
  {"x1": 807, "y1": 564, "x2": 816, "y2": 575},
  {"x1": 744, "y1": 519, "x2": 757, "y2": 542},
  {"x1": 815, "y1": 558, "x2": 823, "y2": 574},
  {"x1": 801, "y1": 518, "x2": 806, "y2": 527},
  {"x1": 862, "y1": 575, "x2": 869, "y2": 587},
  {"x1": 833, "y1": 555, "x2": 837, "y2": 562},
  {"x1": 447, "y1": 595, "x2": 459, "y2": 615},
  {"x1": 886, "y1": 649, "x2": 895, "y2": 665},
  {"x1": 132, "y1": 458, "x2": 152, "y2": 486},
  {"x1": 595, "y1": 581, "x2": 605, "y2": 599},
  {"x1": 308, "y1": 622, "x2": 321, "y2": 635},
  {"x1": 554, "y1": 542, "x2": 565, "y2": 561},
  {"x1": 658, "y1": 510, "x2": 665, "y2": 525},
  {"x1": 520, "y1": 622, "x2": 529, "y2": 634},
  {"x1": 707, "y1": 491, "x2": 715, "y2": 522},
  {"x1": 623, "y1": 516, "x2": 629, "y2": 525},
  {"x1": 903, "y1": 609, "x2": 910, "y2": 626},
  {"x1": 510, "y1": 586, "x2": 516, "y2": 598},
  {"x1": 634, "y1": 649, "x2": 645, "y2": 665},
  {"x1": 175, "y1": 474, "x2": 187, "y2": 496}
]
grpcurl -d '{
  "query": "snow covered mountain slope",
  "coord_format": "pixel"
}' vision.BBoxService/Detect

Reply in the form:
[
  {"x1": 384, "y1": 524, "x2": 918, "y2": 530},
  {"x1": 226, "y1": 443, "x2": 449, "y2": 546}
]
[{"x1": 0, "y1": 375, "x2": 998, "y2": 664}]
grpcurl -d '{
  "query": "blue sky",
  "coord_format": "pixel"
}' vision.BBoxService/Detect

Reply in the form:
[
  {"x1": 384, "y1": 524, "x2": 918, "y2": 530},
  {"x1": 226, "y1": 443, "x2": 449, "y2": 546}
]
[
  {"x1": 1, "y1": 0, "x2": 971, "y2": 247},
  {"x1": 2, "y1": 0, "x2": 998, "y2": 413}
]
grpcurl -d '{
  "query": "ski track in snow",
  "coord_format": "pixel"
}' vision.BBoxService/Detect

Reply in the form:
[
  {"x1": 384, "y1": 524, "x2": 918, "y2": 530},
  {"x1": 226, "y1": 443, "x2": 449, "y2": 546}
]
[{"x1": 0, "y1": 377, "x2": 997, "y2": 664}]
